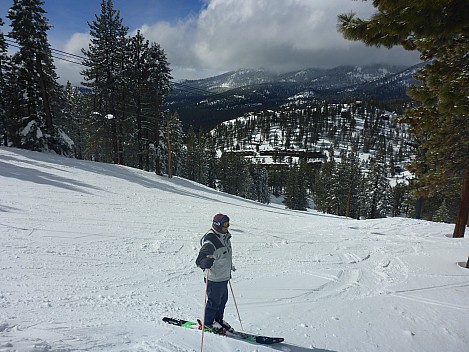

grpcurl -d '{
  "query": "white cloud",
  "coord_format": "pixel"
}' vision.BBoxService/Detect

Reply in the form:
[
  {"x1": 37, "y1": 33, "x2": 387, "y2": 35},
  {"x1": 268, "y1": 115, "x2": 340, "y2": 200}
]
[
  {"x1": 138, "y1": 20, "x2": 197, "y2": 67},
  {"x1": 57, "y1": 0, "x2": 420, "y2": 82},
  {"x1": 63, "y1": 32, "x2": 91, "y2": 54},
  {"x1": 138, "y1": 0, "x2": 419, "y2": 79},
  {"x1": 54, "y1": 33, "x2": 90, "y2": 85}
]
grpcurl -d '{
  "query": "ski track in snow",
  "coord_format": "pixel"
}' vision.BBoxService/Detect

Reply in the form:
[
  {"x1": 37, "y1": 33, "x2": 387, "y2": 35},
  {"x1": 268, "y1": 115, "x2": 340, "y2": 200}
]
[{"x1": 1, "y1": 147, "x2": 469, "y2": 352}]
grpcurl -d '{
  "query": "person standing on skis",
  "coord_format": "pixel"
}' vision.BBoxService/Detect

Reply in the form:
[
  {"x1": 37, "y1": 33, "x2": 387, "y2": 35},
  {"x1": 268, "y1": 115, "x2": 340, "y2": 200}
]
[{"x1": 196, "y1": 213, "x2": 234, "y2": 333}]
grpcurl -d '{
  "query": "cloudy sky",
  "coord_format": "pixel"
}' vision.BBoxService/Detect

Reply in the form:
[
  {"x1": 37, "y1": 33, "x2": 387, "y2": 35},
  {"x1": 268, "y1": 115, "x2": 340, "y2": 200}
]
[{"x1": 0, "y1": 0, "x2": 420, "y2": 84}]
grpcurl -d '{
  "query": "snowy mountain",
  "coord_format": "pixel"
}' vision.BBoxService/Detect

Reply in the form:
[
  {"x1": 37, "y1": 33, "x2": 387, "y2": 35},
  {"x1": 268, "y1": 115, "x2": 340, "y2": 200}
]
[
  {"x1": 1, "y1": 146, "x2": 468, "y2": 352},
  {"x1": 182, "y1": 68, "x2": 278, "y2": 92},
  {"x1": 176, "y1": 65, "x2": 413, "y2": 93},
  {"x1": 167, "y1": 64, "x2": 421, "y2": 128}
]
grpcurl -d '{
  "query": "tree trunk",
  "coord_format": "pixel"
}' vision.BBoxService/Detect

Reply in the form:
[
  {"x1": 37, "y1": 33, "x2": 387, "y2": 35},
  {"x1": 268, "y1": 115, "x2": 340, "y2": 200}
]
[
  {"x1": 36, "y1": 54, "x2": 53, "y2": 131},
  {"x1": 154, "y1": 94, "x2": 162, "y2": 175},
  {"x1": 346, "y1": 189, "x2": 351, "y2": 217},
  {"x1": 0, "y1": 62, "x2": 8, "y2": 147},
  {"x1": 167, "y1": 126, "x2": 172, "y2": 178},
  {"x1": 36, "y1": 54, "x2": 53, "y2": 133},
  {"x1": 111, "y1": 118, "x2": 118, "y2": 164},
  {"x1": 118, "y1": 116, "x2": 124, "y2": 165},
  {"x1": 136, "y1": 93, "x2": 143, "y2": 170},
  {"x1": 415, "y1": 197, "x2": 423, "y2": 219},
  {"x1": 453, "y1": 170, "x2": 469, "y2": 238},
  {"x1": 1, "y1": 113, "x2": 7, "y2": 146}
]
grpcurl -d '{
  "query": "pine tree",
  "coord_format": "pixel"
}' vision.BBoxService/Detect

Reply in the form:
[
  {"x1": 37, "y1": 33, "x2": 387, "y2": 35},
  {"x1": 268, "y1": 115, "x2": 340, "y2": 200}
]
[
  {"x1": 183, "y1": 128, "x2": 214, "y2": 186},
  {"x1": 160, "y1": 111, "x2": 185, "y2": 177},
  {"x1": 284, "y1": 165, "x2": 308, "y2": 211},
  {"x1": 3, "y1": 56, "x2": 22, "y2": 148},
  {"x1": 146, "y1": 42, "x2": 172, "y2": 174},
  {"x1": 433, "y1": 200, "x2": 451, "y2": 223},
  {"x1": 338, "y1": 0, "x2": 469, "y2": 236},
  {"x1": 183, "y1": 126, "x2": 199, "y2": 182},
  {"x1": 62, "y1": 82, "x2": 89, "y2": 159},
  {"x1": 81, "y1": 0, "x2": 128, "y2": 164},
  {"x1": 339, "y1": 148, "x2": 363, "y2": 218},
  {"x1": 283, "y1": 168, "x2": 296, "y2": 210},
  {"x1": 218, "y1": 152, "x2": 252, "y2": 198},
  {"x1": 364, "y1": 154, "x2": 392, "y2": 219},
  {"x1": 125, "y1": 30, "x2": 150, "y2": 169},
  {"x1": 204, "y1": 136, "x2": 218, "y2": 189},
  {"x1": 7, "y1": 0, "x2": 70, "y2": 153},
  {"x1": 0, "y1": 17, "x2": 8, "y2": 146},
  {"x1": 391, "y1": 182, "x2": 410, "y2": 217},
  {"x1": 314, "y1": 147, "x2": 339, "y2": 214},
  {"x1": 252, "y1": 165, "x2": 270, "y2": 204},
  {"x1": 80, "y1": 4, "x2": 171, "y2": 170}
]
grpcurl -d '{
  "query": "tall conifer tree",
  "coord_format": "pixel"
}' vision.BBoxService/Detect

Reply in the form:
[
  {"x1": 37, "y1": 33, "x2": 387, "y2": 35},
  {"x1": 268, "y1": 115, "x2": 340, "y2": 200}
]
[
  {"x1": 126, "y1": 30, "x2": 149, "y2": 170},
  {"x1": 81, "y1": 0, "x2": 128, "y2": 164},
  {"x1": 314, "y1": 147, "x2": 339, "y2": 214},
  {"x1": 183, "y1": 127, "x2": 199, "y2": 182},
  {"x1": 284, "y1": 165, "x2": 308, "y2": 211},
  {"x1": 0, "y1": 17, "x2": 8, "y2": 146},
  {"x1": 339, "y1": 148, "x2": 363, "y2": 218},
  {"x1": 7, "y1": 0, "x2": 69, "y2": 153},
  {"x1": 160, "y1": 111, "x2": 185, "y2": 177},
  {"x1": 252, "y1": 165, "x2": 270, "y2": 204},
  {"x1": 145, "y1": 42, "x2": 172, "y2": 174},
  {"x1": 62, "y1": 82, "x2": 88, "y2": 159},
  {"x1": 364, "y1": 154, "x2": 392, "y2": 219},
  {"x1": 338, "y1": 0, "x2": 469, "y2": 236}
]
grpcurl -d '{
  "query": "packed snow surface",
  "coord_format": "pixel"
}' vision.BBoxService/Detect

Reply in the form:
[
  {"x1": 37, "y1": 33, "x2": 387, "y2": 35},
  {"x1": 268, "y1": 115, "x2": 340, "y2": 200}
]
[{"x1": 1, "y1": 147, "x2": 468, "y2": 352}]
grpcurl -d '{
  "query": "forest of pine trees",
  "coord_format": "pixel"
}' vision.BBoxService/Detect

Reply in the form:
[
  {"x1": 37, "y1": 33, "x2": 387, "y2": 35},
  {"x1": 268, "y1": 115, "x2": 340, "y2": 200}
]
[
  {"x1": 1, "y1": 0, "x2": 173, "y2": 172},
  {"x1": 1, "y1": 0, "x2": 466, "y2": 227},
  {"x1": 209, "y1": 101, "x2": 417, "y2": 217},
  {"x1": 338, "y1": 0, "x2": 469, "y2": 239}
]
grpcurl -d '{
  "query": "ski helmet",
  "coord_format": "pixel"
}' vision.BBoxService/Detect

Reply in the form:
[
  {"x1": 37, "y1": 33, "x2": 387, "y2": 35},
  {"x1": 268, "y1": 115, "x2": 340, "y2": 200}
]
[{"x1": 212, "y1": 213, "x2": 230, "y2": 233}]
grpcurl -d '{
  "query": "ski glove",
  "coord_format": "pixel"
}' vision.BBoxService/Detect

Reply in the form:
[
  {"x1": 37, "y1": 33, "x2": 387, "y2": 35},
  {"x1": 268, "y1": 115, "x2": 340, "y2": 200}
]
[{"x1": 199, "y1": 257, "x2": 214, "y2": 269}]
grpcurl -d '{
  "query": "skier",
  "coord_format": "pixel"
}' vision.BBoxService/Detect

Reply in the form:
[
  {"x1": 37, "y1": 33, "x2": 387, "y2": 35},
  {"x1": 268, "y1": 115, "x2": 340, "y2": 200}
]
[{"x1": 196, "y1": 213, "x2": 234, "y2": 334}]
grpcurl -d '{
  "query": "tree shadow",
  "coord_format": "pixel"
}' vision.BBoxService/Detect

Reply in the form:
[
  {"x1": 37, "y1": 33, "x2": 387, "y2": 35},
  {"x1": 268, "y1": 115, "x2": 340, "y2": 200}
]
[
  {"x1": 0, "y1": 205, "x2": 20, "y2": 213},
  {"x1": 0, "y1": 160, "x2": 100, "y2": 194}
]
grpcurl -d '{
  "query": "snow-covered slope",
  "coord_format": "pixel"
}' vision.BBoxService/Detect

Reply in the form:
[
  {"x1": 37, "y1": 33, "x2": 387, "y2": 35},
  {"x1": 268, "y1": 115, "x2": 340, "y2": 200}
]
[{"x1": 1, "y1": 147, "x2": 468, "y2": 352}]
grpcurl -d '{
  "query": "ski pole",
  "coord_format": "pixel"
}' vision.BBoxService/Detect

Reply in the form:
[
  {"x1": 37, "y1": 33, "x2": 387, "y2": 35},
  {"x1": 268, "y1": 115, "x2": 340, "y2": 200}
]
[
  {"x1": 229, "y1": 280, "x2": 244, "y2": 331},
  {"x1": 200, "y1": 270, "x2": 209, "y2": 352}
]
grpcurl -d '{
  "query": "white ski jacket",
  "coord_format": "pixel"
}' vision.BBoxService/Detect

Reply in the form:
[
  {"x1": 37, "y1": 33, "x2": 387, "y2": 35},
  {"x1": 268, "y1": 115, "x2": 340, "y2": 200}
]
[{"x1": 195, "y1": 229, "x2": 233, "y2": 282}]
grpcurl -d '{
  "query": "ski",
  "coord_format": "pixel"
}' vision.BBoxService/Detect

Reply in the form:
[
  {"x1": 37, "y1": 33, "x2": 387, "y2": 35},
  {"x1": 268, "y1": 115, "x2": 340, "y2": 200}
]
[{"x1": 162, "y1": 317, "x2": 284, "y2": 345}]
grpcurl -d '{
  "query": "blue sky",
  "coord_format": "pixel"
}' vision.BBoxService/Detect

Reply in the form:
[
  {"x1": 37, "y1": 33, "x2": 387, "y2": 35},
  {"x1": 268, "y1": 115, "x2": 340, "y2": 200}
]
[
  {"x1": 47, "y1": 0, "x2": 202, "y2": 35},
  {"x1": 0, "y1": 0, "x2": 203, "y2": 41},
  {"x1": 1, "y1": 0, "x2": 420, "y2": 85}
]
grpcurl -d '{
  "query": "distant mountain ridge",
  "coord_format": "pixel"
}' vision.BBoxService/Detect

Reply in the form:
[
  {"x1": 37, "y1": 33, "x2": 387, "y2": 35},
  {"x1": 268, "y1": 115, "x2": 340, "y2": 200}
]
[
  {"x1": 167, "y1": 63, "x2": 422, "y2": 128},
  {"x1": 176, "y1": 64, "x2": 417, "y2": 92}
]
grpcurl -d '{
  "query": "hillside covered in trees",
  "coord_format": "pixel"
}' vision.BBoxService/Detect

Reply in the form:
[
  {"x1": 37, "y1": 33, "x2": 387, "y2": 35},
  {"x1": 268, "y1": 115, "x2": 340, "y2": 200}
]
[
  {"x1": 0, "y1": 0, "x2": 467, "y2": 234},
  {"x1": 207, "y1": 100, "x2": 415, "y2": 216}
]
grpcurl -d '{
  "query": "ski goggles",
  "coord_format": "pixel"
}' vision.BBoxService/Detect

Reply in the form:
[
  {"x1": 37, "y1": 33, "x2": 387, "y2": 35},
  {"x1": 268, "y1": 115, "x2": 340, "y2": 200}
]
[{"x1": 214, "y1": 220, "x2": 230, "y2": 228}]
